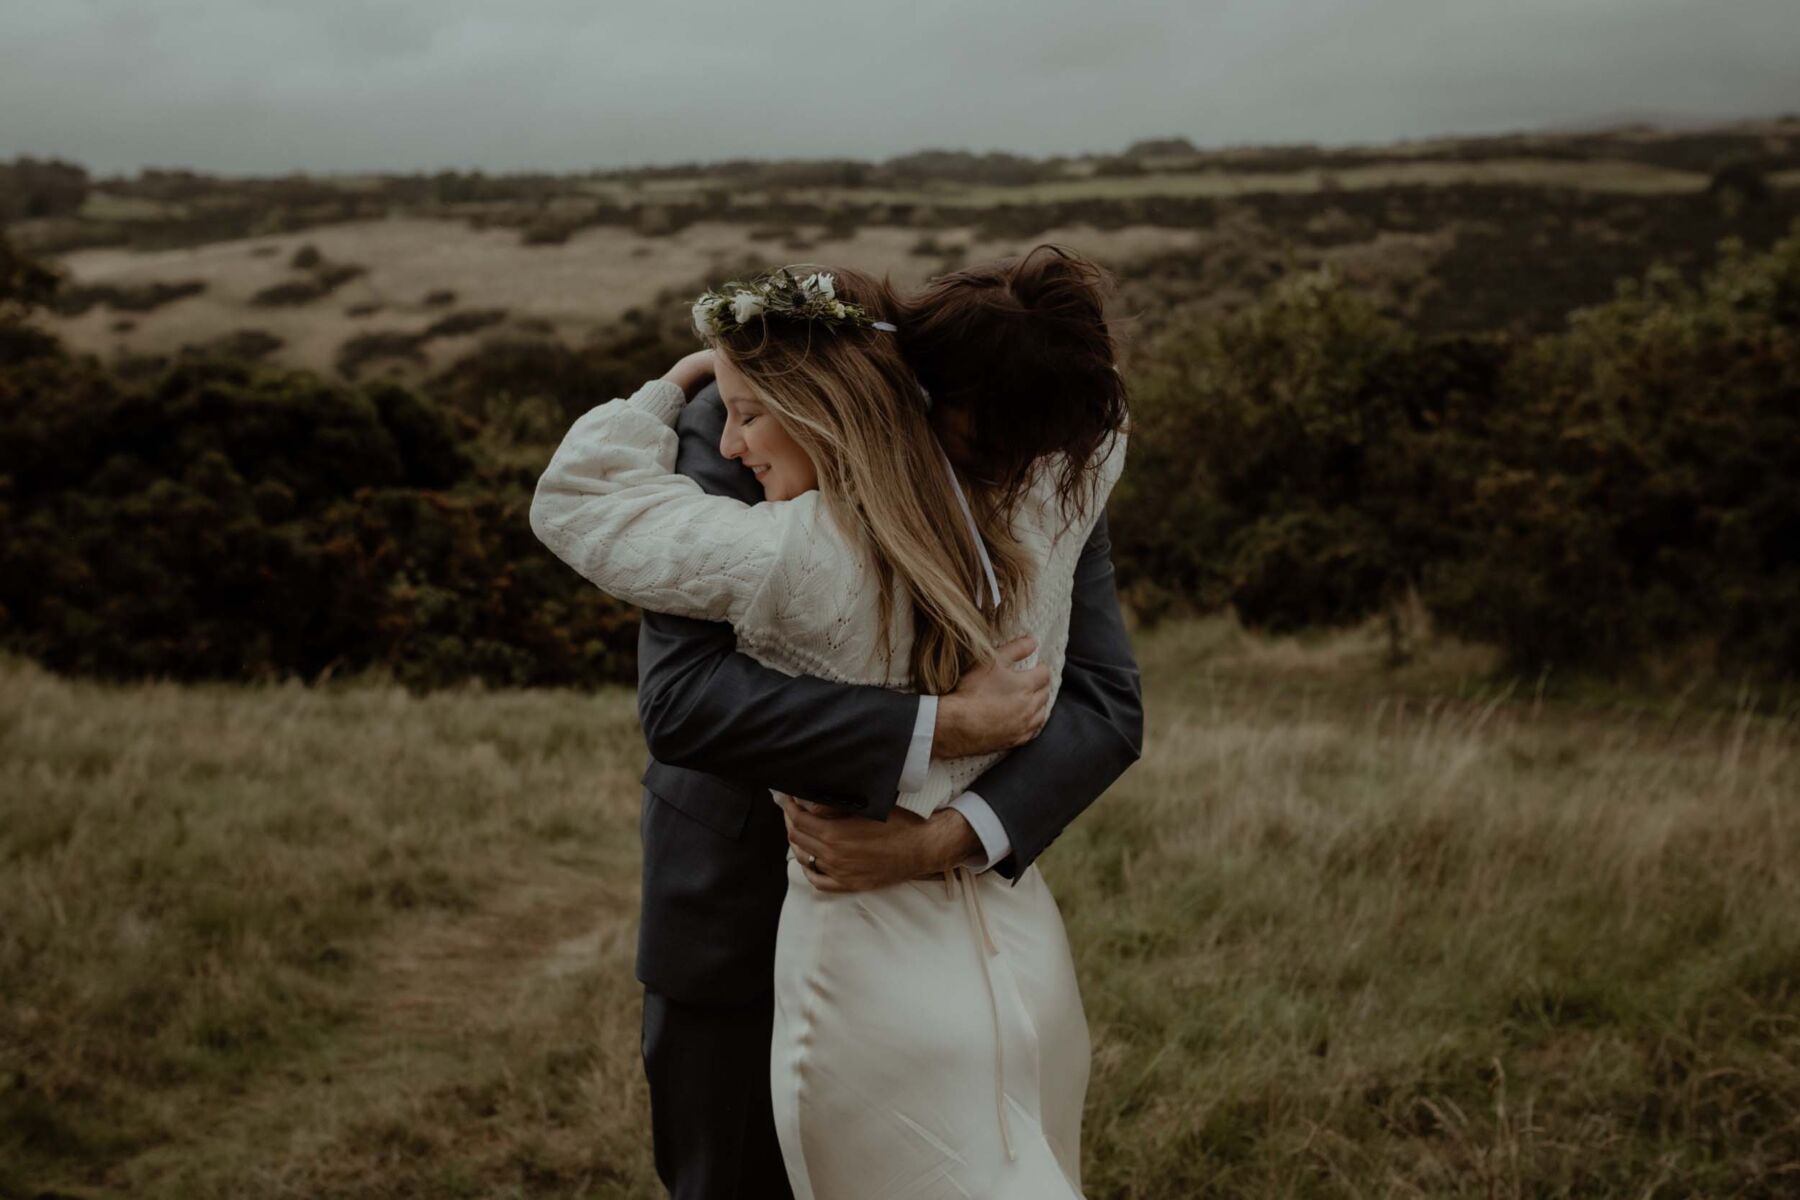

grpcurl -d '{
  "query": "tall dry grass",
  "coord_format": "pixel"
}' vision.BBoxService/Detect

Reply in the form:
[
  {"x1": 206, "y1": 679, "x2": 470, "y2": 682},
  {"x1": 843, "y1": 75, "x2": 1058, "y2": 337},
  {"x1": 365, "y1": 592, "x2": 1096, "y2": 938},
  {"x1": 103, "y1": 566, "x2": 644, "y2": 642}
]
[
  {"x1": 1, "y1": 661, "x2": 655, "y2": 1196},
  {"x1": 1063, "y1": 620, "x2": 1800, "y2": 1196},
  {"x1": 3, "y1": 616, "x2": 1797, "y2": 1197}
]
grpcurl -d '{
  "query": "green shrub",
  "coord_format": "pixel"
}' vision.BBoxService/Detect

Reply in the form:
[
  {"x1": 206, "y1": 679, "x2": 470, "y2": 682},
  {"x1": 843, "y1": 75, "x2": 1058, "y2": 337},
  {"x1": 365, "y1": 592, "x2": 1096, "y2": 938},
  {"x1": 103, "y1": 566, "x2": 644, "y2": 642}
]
[
  {"x1": 0, "y1": 341, "x2": 638, "y2": 690},
  {"x1": 1427, "y1": 229, "x2": 1800, "y2": 676},
  {"x1": 0, "y1": 156, "x2": 89, "y2": 222},
  {"x1": 50, "y1": 278, "x2": 207, "y2": 316},
  {"x1": 423, "y1": 309, "x2": 508, "y2": 340},
  {"x1": 426, "y1": 310, "x2": 696, "y2": 432},
  {"x1": 251, "y1": 278, "x2": 329, "y2": 307},
  {"x1": 336, "y1": 330, "x2": 428, "y2": 378},
  {"x1": 184, "y1": 328, "x2": 285, "y2": 362},
  {"x1": 1112, "y1": 223, "x2": 1800, "y2": 681},
  {"x1": 1, "y1": 233, "x2": 60, "y2": 321},
  {"x1": 253, "y1": 255, "x2": 366, "y2": 307},
  {"x1": 1113, "y1": 268, "x2": 1503, "y2": 636},
  {"x1": 1708, "y1": 156, "x2": 1770, "y2": 206}
]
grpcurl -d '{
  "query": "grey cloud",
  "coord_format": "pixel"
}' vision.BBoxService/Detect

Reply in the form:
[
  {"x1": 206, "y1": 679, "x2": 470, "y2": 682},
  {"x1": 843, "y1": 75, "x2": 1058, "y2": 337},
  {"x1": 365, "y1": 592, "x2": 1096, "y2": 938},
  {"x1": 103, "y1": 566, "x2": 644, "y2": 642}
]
[{"x1": 1, "y1": 0, "x2": 1796, "y2": 176}]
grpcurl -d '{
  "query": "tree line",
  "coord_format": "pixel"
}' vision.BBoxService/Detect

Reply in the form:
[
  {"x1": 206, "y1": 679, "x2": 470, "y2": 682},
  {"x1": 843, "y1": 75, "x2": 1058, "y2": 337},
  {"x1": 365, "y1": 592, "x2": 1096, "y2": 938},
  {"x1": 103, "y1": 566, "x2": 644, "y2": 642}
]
[
  {"x1": 2, "y1": 225, "x2": 1796, "y2": 689},
  {"x1": 1114, "y1": 223, "x2": 1800, "y2": 680}
]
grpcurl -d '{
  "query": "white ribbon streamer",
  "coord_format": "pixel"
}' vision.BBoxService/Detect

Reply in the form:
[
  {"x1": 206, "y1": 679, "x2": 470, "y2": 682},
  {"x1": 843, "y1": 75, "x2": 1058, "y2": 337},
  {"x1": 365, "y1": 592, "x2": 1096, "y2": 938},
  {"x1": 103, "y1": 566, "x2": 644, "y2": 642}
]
[{"x1": 937, "y1": 441, "x2": 1002, "y2": 611}]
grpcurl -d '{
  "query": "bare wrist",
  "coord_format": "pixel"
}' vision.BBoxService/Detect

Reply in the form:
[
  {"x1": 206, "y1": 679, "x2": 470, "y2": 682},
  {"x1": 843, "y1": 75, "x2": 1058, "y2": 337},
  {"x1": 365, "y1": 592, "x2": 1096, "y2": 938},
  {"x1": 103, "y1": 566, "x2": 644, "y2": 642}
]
[
  {"x1": 922, "y1": 809, "x2": 980, "y2": 873},
  {"x1": 932, "y1": 694, "x2": 969, "y2": 760}
]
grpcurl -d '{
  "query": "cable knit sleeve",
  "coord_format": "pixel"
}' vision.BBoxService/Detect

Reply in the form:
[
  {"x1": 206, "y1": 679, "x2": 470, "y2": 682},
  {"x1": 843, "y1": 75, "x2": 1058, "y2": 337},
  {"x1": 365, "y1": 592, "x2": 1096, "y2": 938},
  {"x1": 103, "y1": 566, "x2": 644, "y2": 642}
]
[{"x1": 529, "y1": 378, "x2": 804, "y2": 626}]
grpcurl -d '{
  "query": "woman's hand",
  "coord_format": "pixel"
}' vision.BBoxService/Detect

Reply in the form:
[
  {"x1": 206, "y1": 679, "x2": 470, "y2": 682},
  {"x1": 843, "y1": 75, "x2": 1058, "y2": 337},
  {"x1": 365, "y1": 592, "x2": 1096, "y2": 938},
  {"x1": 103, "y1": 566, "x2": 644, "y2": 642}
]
[
  {"x1": 783, "y1": 797, "x2": 980, "y2": 893},
  {"x1": 662, "y1": 349, "x2": 717, "y2": 400}
]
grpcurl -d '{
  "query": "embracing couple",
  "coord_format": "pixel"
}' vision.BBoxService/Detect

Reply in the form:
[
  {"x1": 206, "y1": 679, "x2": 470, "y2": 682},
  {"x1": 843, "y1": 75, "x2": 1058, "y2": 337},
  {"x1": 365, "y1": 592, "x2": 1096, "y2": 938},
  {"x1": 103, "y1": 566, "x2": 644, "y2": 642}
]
[{"x1": 530, "y1": 244, "x2": 1143, "y2": 1199}]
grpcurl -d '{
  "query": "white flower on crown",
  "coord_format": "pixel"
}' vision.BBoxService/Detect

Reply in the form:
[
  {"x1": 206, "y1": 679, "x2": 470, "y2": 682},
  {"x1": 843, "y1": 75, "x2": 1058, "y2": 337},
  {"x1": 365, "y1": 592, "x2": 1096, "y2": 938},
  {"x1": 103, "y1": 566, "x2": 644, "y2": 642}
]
[
  {"x1": 831, "y1": 300, "x2": 848, "y2": 317},
  {"x1": 692, "y1": 299, "x2": 720, "y2": 336},
  {"x1": 804, "y1": 272, "x2": 836, "y2": 301},
  {"x1": 731, "y1": 291, "x2": 765, "y2": 324}
]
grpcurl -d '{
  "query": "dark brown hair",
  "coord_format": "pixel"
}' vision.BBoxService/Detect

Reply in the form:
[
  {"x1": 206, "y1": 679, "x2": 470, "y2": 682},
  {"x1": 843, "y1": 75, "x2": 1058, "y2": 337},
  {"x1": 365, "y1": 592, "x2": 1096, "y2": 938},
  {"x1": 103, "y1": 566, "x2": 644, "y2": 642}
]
[{"x1": 884, "y1": 243, "x2": 1129, "y2": 522}]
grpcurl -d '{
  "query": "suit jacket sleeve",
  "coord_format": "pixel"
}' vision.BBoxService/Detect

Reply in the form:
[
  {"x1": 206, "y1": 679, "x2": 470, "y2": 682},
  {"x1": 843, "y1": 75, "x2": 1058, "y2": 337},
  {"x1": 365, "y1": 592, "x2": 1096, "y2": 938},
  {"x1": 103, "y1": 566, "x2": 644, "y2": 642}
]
[
  {"x1": 633, "y1": 382, "x2": 919, "y2": 816},
  {"x1": 968, "y1": 510, "x2": 1144, "y2": 879}
]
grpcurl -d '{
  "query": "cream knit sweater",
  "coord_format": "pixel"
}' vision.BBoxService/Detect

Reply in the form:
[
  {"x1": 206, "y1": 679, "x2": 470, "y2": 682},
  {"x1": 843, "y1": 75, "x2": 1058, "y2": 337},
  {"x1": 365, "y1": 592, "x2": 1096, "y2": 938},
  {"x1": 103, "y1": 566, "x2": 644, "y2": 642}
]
[{"x1": 530, "y1": 378, "x2": 1127, "y2": 818}]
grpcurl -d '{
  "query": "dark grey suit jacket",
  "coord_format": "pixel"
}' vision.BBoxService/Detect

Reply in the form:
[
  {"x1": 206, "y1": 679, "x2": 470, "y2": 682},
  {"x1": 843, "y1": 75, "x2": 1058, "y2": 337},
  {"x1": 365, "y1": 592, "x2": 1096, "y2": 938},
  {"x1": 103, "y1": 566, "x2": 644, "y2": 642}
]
[{"x1": 634, "y1": 383, "x2": 1143, "y2": 1005}]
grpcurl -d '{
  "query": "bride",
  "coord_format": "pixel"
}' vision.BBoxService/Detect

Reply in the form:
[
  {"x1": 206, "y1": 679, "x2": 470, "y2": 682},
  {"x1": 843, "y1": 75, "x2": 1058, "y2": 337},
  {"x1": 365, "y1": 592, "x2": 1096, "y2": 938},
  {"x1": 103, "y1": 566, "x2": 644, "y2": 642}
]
[{"x1": 530, "y1": 248, "x2": 1129, "y2": 1199}]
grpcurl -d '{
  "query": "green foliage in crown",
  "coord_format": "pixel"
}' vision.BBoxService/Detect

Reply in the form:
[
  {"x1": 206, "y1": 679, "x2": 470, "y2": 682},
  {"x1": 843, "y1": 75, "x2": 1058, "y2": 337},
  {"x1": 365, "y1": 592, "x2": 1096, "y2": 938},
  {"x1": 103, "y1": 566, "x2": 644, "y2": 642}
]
[{"x1": 691, "y1": 268, "x2": 882, "y2": 338}]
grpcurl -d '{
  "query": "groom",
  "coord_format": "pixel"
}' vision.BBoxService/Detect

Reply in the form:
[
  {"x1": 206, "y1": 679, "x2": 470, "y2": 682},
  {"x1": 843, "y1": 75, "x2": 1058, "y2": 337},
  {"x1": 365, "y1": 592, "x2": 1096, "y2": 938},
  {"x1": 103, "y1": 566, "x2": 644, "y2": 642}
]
[{"x1": 634, "y1": 377, "x2": 1143, "y2": 1199}]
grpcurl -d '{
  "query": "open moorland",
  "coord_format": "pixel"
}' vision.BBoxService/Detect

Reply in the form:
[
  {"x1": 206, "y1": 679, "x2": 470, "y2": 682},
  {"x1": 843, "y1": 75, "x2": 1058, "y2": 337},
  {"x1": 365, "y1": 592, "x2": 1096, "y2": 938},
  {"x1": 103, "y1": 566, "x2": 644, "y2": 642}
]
[
  {"x1": 4, "y1": 617, "x2": 1797, "y2": 1198},
  {"x1": 9, "y1": 118, "x2": 1800, "y2": 383},
  {"x1": 4, "y1": 120, "x2": 1799, "y2": 1196}
]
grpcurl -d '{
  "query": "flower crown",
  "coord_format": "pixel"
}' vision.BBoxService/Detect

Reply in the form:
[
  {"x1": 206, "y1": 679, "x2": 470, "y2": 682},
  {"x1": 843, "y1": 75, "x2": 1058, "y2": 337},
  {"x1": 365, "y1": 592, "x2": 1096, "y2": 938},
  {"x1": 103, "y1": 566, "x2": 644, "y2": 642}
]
[{"x1": 690, "y1": 269, "x2": 892, "y2": 338}]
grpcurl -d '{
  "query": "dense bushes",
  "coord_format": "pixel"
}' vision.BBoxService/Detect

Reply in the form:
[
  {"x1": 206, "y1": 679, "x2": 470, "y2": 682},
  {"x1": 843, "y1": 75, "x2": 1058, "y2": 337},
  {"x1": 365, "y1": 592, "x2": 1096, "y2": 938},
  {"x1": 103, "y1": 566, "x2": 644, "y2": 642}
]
[
  {"x1": 0, "y1": 157, "x2": 88, "y2": 222},
  {"x1": 4, "y1": 216, "x2": 1797, "y2": 688},
  {"x1": 0, "y1": 249, "x2": 640, "y2": 689},
  {"x1": 1427, "y1": 237, "x2": 1800, "y2": 674},
  {"x1": 49, "y1": 278, "x2": 206, "y2": 316},
  {"x1": 1113, "y1": 270, "x2": 1503, "y2": 635},
  {"x1": 1113, "y1": 221, "x2": 1800, "y2": 679},
  {"x1": 0, "y1": 234, "x2": 58, "y2": 318},
  {"x1": 250, "y1": 253, "x2": 368, "y2": 308}
]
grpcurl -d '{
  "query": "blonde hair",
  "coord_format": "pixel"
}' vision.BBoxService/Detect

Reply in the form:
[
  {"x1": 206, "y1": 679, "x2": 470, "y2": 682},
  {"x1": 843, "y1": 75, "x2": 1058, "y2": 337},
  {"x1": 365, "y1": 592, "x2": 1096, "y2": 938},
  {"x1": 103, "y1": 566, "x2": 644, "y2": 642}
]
[{"x1": 707, "y1": 266, "x2": 1028, "y2": 694}]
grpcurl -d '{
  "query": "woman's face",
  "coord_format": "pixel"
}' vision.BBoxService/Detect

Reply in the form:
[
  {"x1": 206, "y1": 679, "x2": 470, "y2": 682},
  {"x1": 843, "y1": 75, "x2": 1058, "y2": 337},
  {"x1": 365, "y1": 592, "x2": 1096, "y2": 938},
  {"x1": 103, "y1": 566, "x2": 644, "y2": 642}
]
[{"x1": 716, "y1": 352, "x2": 819, "y2": 501}]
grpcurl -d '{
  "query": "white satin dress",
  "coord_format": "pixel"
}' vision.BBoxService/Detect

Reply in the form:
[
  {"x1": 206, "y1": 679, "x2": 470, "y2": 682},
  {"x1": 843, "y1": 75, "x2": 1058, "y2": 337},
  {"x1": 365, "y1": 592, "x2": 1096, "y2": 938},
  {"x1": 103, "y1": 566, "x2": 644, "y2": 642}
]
[
  {"x1": 771, "y1": 855, "x2": 1092, "y2": 1198},
  {"x1": 528, "y1": 379, "x2": 1126, "y2": 1199}
]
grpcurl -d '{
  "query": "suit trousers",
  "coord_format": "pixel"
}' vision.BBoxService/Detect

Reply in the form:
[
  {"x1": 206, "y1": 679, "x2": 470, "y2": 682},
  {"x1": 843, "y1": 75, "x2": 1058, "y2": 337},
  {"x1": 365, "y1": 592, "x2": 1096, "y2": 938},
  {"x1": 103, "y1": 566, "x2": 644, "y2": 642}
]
[{"x1": 642, "y1": 987, "x2": 796, "y2": 1200}]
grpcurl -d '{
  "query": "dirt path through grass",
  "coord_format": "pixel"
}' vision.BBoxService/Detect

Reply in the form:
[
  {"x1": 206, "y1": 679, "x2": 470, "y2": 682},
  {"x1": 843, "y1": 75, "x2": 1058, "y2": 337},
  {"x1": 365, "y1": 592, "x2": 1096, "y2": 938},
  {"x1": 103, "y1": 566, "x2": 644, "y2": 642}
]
[{"x1": 111, "y1": 860, "x2": 655, "y2": 1198}]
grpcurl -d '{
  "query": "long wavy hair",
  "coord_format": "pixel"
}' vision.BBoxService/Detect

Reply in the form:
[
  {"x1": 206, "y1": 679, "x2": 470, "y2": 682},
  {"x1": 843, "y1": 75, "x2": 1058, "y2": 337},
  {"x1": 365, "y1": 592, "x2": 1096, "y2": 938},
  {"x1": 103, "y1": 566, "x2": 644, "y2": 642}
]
[{"x1": 702, "y1": 250, "x2": 1126, "y2": 694}]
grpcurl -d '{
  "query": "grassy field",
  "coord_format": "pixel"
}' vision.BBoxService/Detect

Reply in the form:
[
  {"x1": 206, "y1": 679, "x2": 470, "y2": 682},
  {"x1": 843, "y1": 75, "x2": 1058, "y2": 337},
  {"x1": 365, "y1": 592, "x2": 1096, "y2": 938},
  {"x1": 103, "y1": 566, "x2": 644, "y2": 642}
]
[
  {"x1": 585, "y1": 156, "x2": 1724, "y2": 211},
  {"x1": 765, "y1": 157, "x2": 1717, "y2": 209},
  {"x1": 3, "y1": 617, "x2": 1798, "y2": 1198}
]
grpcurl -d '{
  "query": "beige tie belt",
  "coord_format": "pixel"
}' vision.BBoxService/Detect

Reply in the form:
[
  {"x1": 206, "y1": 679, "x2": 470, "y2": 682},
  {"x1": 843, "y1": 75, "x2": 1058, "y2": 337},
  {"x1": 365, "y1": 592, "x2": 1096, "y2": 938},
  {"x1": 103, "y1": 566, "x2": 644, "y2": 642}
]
[{"x1": 942, "y1": 863, "x2": 1017, "y2": 1163}]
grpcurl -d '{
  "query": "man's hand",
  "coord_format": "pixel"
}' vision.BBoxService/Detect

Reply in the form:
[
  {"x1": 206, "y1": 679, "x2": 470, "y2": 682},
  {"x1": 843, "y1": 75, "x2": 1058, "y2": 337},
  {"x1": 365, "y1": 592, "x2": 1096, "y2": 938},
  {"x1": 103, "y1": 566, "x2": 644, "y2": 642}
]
[
  {"x1": 783, "y1": 797, "x2": 982, "y2": 893},
  {"x1": 932, "y1": 634, "x2": 1051, "y2": 759}
]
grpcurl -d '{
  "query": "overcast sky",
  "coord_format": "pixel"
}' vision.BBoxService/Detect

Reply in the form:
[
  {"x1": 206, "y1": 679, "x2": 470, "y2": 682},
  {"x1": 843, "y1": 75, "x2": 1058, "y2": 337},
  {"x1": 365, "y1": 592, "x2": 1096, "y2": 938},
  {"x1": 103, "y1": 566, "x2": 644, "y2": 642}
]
[{"x1": 4, "y1": 0, "x2": 1798, "y2": 177}]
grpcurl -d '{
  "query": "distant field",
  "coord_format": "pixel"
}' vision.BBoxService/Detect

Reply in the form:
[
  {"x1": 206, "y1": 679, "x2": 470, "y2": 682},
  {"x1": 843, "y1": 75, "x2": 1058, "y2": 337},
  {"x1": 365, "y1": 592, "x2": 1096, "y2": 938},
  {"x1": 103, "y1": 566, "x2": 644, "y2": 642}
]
[
  {"x1": 592, "y1": 157, "x2": 1716, "y2": 210},
  {"x1": 5, "y1": 617, "x2": 1797, "y2": 1197},
  {"x1": 42, "y1": 218, "x2": 1204, "y2": 378},
  {"x1": 33, "y1": 136, "x2": 1800, "y2": 380}
]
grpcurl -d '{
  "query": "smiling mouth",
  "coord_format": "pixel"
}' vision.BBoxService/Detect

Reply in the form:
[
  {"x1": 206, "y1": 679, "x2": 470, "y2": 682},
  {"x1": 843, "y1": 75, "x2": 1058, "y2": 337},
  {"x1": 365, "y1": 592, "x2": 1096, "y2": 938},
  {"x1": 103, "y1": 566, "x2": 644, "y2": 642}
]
[{"x1": 750, "y1": 465, "x2": 770, "y2": 479}]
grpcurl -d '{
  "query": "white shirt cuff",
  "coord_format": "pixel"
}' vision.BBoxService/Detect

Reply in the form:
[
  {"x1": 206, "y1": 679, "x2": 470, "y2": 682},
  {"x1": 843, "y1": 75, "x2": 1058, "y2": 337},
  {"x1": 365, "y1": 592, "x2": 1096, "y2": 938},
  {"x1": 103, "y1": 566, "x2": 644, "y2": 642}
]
[
  {"x1": 947, "y1": 791, "x2": 1012, "y2": 873},
  {"x1": 898, "y1": 694, "x2": 936, "y2": 794}
]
